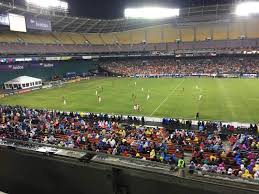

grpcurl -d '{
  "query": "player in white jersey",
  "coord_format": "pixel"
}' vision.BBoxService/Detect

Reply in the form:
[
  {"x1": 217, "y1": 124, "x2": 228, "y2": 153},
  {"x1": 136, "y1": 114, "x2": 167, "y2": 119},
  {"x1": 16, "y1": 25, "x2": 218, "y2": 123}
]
[
  {"x1": 97, "y1": 95, "x2": 102, "y2": 103},
  {"x1": 147, "y1": 94, "x2": 150, "y2": 101},
  {"x1": 133, "y1": 104, "x2": 137, "y2": 111},
  {"x1": 62, "y1": 96, "x2": 66, "y2": 105},
  {"x1": 199, "y1": 95, "x2": 202, "y2": 101}
]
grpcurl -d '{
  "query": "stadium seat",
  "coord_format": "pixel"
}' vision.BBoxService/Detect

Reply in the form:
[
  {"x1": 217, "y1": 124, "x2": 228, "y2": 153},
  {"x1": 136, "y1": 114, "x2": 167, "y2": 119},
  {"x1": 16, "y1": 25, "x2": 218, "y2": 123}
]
[
  {"x1": 53, "y1": 32, "x2": 75, "y2": 44},
  {"x1": 84, "y1": 33, "x2": 104, "y2": 45},
  {"x1": 195, "y1": 25, "x2": 212, "y2": 41},
  {"x1": 180, "y1": 27, "x2": 195, "y2": 42},
  {"x1": 146, "y1": 26, "x2": 162, "y2": 43},
  {"x1": 68, "y1": 33, "x2": 87, "y2": 44},
  {"x1": 212, "y1": 24, "x2": 228, "y2": 40},
  {"x1": 246, "y1": 19, "x2": 259, "y2": 39},
  {"x1": 130, "y1": 29, "x2": 145, "y2": 44},
  {"x1": 229, "y1": 22, "x2": 244, "y2": 40},
  {"x1": 37, "y1": 33, "x2": 58, "y2": 44},
  {"x1": 0, "y1": 32, "x2": 20, "y2": 43},
  {"x1": 100, "y1": 33, "x2": 116, "y2": 44},
  {"x1": 163, "y1": 25, "x2": 179, "y2": 43},
  {"x1": 17, "y1": 33, "x2": 43, "y2": 44},
  {"x1": 114, "y1": 32, "x2": 131, "y2": 44}
]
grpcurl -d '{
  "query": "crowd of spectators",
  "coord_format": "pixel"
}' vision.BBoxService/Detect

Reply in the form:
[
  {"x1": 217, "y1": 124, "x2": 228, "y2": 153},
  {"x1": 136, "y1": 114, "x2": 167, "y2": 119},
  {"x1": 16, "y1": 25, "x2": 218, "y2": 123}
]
[
  {"x1": 100, "y1": 57, "x2": 259, "y2": 76},
  {"x1": 0, "y1": 106, "x2": 183, "y2": 163},
  {"x1": 0, "y1": 105, "x2": 258, "y2": 181},
  {"x1": 190, "y1": 132, "x2": 259, "y2": 181}
]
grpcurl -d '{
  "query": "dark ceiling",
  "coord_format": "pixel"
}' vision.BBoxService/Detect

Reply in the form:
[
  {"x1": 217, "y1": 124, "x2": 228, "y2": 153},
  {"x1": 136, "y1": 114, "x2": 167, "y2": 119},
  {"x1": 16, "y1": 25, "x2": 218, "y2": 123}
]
[{"x1": 1, "y1": 0, "x2": 242, "y2": 19}]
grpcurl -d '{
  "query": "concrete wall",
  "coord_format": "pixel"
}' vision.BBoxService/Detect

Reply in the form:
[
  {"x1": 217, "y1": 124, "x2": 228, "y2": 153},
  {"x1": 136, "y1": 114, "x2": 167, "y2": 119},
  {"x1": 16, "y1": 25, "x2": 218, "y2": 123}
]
[{"x1": 0, "y1": 147, "x2": 257, "y2": 194}]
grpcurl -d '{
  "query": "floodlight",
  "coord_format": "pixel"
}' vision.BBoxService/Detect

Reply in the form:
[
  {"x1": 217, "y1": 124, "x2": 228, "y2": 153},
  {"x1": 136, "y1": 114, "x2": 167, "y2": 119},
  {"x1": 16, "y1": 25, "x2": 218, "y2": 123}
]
[
  {"x1": 25, "y1": 0, "x2": 68, "y2": 11},
  {"x1": 235, "y1": 1, "x2": 259, "y2": 16},
  {"x1": 124, "y1": 7, "x2": 179, "y2": 19}
]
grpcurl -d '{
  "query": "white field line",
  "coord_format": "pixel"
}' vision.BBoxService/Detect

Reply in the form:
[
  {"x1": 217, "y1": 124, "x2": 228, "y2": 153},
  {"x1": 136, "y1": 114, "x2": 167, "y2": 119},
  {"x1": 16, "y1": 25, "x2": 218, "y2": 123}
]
[{"x1": 150, "y1": 79, "x2": 185, "y2": 116}]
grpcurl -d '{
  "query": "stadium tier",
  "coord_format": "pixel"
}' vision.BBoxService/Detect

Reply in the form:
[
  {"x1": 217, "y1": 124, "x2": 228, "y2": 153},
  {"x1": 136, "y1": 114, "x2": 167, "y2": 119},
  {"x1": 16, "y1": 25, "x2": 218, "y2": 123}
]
[
  {"x1": 99, "y1": 57, "x2": 259, "y2": 76},
  {"x1": 0, "y1": 19, "x2": 259, "y2": 55}
]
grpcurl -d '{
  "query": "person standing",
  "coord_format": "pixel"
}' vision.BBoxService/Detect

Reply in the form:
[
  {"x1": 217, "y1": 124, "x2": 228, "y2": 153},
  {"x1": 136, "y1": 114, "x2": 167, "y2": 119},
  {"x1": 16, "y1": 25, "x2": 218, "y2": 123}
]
[
  {"x1": 177, "y1": 157, "x2": 186, "y2": 177},
  {"x1": 98, "y1": 95, "x2": 102, "y2": 103},
  {"x1": 196, "y1": 112, "x2": 200, "y2": 120}
]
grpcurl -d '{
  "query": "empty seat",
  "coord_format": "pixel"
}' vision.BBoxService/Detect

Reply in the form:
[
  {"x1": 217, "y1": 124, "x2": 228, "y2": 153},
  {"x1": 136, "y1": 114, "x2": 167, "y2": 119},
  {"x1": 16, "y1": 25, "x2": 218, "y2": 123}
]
[
  {"x1": 114, "y1": 32, "x2": 130, "y2": 44},
  {"x1": 163, "y1": 25, "x2": 179, "y2": 43},
  {"x1": 181, "y1": 27, "x2": 194, "y2": 42},
  {"x1": 100, "y1": 33, "x2": 115, "y2": 44},
  {"x1": 213, "y1": 24, "x2": 228, "y2": 40},
  {"x1": 195, "y1": 25, "x2": 212, "y2": 41},
  {"x1": 246, "y1": 19, "x2": 259, "y2": 39},
  {"x1": 146, "y1": 26, "x2": 162, "y2": 43},
  {"x1": 85, "y1": 33, "x2": 103, "y2": 45},
  {"x1": 130, "y1": 29, "x2": 145, "y2": 44},
  {"x1": 229, "y1": 22, "x2": 244, "y2": 40}
]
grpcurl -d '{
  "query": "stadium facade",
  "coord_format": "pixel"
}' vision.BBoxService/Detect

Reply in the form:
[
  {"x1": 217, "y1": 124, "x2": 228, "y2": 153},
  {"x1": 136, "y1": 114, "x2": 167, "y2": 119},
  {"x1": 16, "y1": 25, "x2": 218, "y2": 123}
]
[{"x1": 0, "y1": 2, "x2": 258, "y2": 55}]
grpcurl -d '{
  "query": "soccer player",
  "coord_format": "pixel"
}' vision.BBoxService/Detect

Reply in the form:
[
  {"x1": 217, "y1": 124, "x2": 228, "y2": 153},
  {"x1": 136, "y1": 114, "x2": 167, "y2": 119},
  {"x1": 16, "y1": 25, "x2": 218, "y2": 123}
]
[
  {"x1": 98, "y1": 95, "x2": 102, "y2": 103},
  {"x1": 132, "y1": 94, "x2": 136, "y2": 102},
  {"x1": 133, "y1": 104, "x2": 137, "y2": 112},
  {"x1": 147, "y1": 94, "x2": 150, "y2": 101},
  {"x1": 142, "y1": 88, "x2": 144, "y2": 92},
  {"x1": 137, "y1": 104, "x2": 141, "y2": 112},
  {"x1": 199, "y1": 95, "x2": 202, "y2": 101},
  {"x1": 196, "y1": 112, "x2": 200, "y2": 120},
  {"x1": 62, "y1": 96, "x2": 66, "y2": 105}
]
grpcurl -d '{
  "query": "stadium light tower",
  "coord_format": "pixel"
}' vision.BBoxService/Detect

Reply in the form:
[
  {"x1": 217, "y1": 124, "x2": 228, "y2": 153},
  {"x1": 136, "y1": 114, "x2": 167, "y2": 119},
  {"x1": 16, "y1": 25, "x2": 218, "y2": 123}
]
[
  {"x1": 235, "y1": 1, "x2": 259, "y2": 16},
  {"x1": 25, "y1": 0, "x2": 69, "y2": 15},
  {"x1": 124, "y1": 7, "x2": 179, "y2": 19}
]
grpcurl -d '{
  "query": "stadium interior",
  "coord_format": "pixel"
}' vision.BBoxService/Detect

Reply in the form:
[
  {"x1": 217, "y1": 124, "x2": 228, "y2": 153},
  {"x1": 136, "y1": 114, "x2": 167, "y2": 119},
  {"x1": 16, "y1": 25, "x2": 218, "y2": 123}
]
[{"x1": 0, "y1": 0, "x2": 259, "y2": 194}]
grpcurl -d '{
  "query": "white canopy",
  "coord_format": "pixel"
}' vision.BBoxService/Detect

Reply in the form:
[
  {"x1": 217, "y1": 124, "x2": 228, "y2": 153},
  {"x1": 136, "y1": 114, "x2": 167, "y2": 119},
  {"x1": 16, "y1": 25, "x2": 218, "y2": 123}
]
[
  {"x1": 5, "y1": 76, "x2": 41, "y2": 85},
  {"x1": 4, "y1": 76, "x2": 42, "y2": 90}
]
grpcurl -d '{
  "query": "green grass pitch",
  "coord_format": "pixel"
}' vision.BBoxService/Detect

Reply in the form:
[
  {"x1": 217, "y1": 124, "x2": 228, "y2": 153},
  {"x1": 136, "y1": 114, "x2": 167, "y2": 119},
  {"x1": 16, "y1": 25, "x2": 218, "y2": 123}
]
[{"x1": 1, "y1": 77, "x2": 259, "y2": 123}]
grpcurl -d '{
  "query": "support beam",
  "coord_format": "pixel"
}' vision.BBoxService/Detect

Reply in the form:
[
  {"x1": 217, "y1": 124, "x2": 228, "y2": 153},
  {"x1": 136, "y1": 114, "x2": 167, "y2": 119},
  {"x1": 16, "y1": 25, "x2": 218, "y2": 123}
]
[
  {"x1": 84, "y1": 20, "x2": 101, "y2": 33},
  {"x1": 52, "y1": 17, "x2": 67, "y2": 27},
  {"x1": 72, "y1": 19, "x2": 90, "y2": 32},
  {"x1": 59, "y1": 19, "x2": 77, "y2": 32},
  {"x1": 98, "y1": 21, "x2": 110, "y2": 33}
]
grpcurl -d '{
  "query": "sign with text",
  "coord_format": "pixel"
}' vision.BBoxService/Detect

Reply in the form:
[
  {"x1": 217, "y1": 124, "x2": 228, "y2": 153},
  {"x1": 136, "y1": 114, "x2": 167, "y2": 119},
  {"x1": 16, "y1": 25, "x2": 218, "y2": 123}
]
[{"x1": 26, "y1": 16, "x2": 52, "y2": 31}]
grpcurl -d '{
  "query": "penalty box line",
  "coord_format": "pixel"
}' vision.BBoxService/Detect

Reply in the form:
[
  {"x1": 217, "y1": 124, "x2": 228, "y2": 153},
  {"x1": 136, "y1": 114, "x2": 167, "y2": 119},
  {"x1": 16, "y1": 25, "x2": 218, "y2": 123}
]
[{"x1": 150, "y1": 79, "x2": 186, "y2": 117}]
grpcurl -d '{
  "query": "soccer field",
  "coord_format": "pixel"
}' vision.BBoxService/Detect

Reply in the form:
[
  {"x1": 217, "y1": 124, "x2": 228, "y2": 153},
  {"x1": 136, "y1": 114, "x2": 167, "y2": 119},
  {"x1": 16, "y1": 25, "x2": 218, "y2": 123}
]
[{"x1": 1, "y1": 77, "x2": 259, "y2": 123}]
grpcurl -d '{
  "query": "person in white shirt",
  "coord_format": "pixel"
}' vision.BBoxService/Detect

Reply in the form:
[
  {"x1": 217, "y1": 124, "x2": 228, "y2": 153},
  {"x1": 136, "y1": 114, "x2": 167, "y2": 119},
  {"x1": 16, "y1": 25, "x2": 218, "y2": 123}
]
[
  {"x1": 133, "y1": 104, "x2": 137, "y2": 111},
  {"x1": 147, "y1": 94, "x2": 150, "y2": 100},
  {"x1": 98, "y1": 96, "x2": 102, "y2": 103},
  {"x1": 110, "y1": 139, "x2": 116, "y2": 148}
]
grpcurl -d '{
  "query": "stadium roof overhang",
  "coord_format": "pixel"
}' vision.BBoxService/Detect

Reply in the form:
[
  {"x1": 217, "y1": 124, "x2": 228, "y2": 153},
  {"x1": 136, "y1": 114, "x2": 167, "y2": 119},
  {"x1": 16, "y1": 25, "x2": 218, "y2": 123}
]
[{"x1": 0, "y1": 2, "x2": 235, "y2": 33}]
